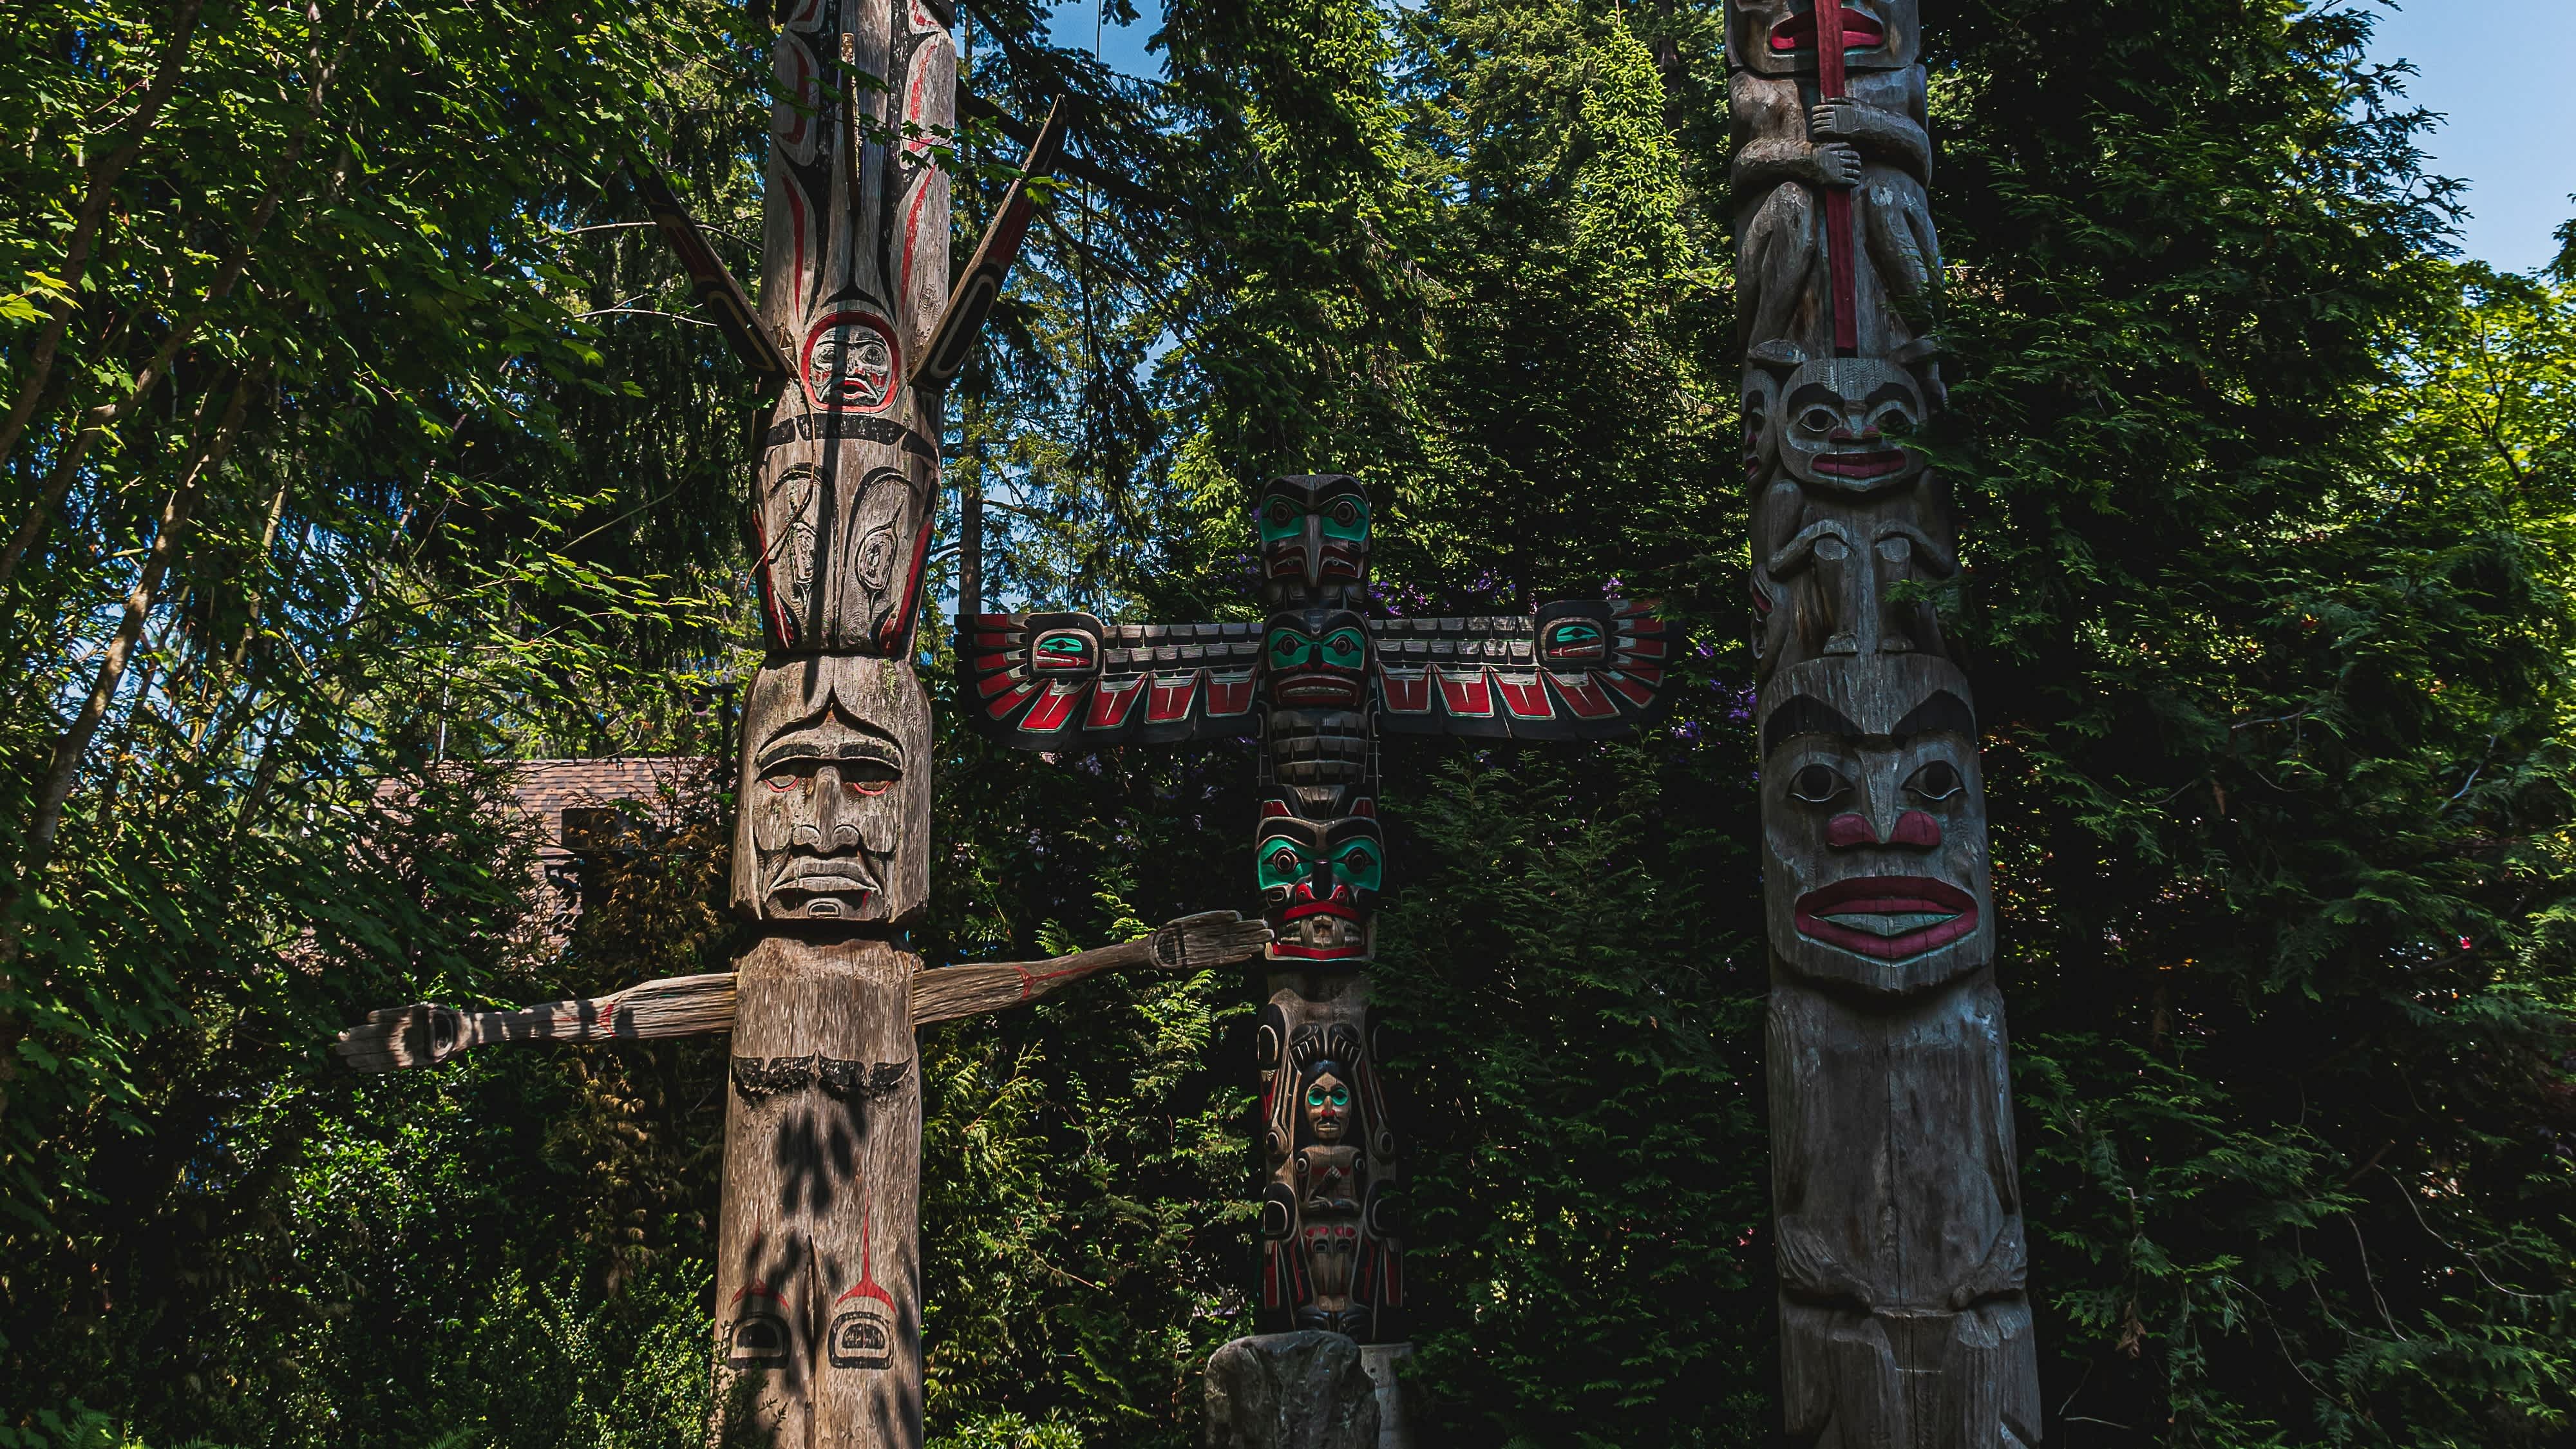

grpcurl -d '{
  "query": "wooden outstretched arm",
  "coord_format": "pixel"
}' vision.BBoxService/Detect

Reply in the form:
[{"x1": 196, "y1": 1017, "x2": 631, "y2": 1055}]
[{"x1": 330, "y1": 911, "x2": 1271, "y2": 1072}]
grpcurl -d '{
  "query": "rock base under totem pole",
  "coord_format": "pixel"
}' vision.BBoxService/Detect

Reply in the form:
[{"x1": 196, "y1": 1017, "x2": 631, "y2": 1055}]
[{"x1": 1204, "y1": 1332, "x2": 1383, "y2": 1449}]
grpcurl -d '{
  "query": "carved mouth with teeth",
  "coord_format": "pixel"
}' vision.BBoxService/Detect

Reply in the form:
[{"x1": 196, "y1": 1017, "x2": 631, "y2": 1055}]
[
  {"x1": 1793, "y1": 875, "x2": 1977, "y2": 960},
  {"x1": 771, "y1": 858, "x2": 879, "y2": 916},
  {"x1": 1768, "y1": 7, "x2": 1886, "y2": 51},
  {"x1": 1812, "y1": 449, "x2": 1913, "y2": 482},
  {"x1": 1273, "y1": 671, "x2": 1364, "y2": 708}
]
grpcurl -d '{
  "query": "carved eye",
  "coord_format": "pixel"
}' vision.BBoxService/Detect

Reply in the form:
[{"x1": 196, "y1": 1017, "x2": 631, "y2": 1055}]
[
  {"x1": 764, "y1": 771, "x2": 802, "y2": 793},
  {"x1": 1267, "y1": 846, "x2": 1303, "y2": 876},
  {"x1": 1797, "y1": 405, "x2": 1840, "y2": 435},
  {"x1": 838, "y1": 760, "x2": 898, "y2": 797},
  {"x1": 1330, "y1": 499, "x2": 1360, "y2": 527},
  {"x1": 1907, "y1": 761, "x2": 1964, "y2": 802},
  {"x1": 1321, "y1": 628, "x2": 1366, "y2": 668},
  {"x1": 1329, "y1": 1086, "x2": 1350, "y2": 1107},
  {"x1": 1871, "y1": 402, "x2": 1918, "y2": 437},
  {"x1": 1269, "y1": 630, "x2": 1313, "y2": 666},
  {"x1": 1268, "y1": 499, "x2": 1298, "y2": 526},
  {"x1": 1788, "y1": 763, "x2": 1850, "y2": 804}
]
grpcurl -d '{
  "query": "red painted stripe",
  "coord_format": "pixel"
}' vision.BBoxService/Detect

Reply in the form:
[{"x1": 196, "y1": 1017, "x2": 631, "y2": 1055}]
[
  {"x1": 1498, "y1": 676, "x2": 1555, "y2": 720},
  {"x1": 1435, "y1": 668, "x2": 1495, "y2": 717},
  {"x1": 1551, "y1": 674, "x2": 1617, "y2": 719},
  {"x1": 1085, "y1": 679, "x2": 1143, "y2": 730},
  {"x1": 1146, "y1": 672, "x2": 1200, "y2": 723},
  {"x1": 1021, "y1": 685, "x2": 1086, "y2": 733}
]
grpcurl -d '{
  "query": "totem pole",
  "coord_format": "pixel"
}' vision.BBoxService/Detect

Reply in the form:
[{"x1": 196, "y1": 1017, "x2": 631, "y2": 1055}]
[
  {"x1": 956, "y1": 478, "x2": 1672, "y2": 1399},
  {"x1": 1729, "y1": 2, "x2": 2040, "y2": 1444},
  {"x1": 331, "y1": 17, "x2": 1278, "y2": 1449}
]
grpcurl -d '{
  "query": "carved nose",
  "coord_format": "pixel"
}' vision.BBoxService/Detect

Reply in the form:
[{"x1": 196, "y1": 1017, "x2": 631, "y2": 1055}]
[
  {"x1": 1828, "y1": 424, "x2": 1880, "y2": 444},
  {"x1": 1303, "y1": 516, "x2": 1325, "y2": 588},
  {"x1": 1826, "y1": 810, "x2": 1942, "y2": 849}
]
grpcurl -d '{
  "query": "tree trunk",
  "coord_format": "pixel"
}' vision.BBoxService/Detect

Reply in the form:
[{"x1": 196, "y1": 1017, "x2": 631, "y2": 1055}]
[{"x1": 710, "y1": 934, "x2": 922, "y2": 1449}]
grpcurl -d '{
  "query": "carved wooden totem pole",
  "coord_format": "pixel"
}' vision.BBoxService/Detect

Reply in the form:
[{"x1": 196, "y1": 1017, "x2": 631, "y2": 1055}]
[
  {"x1": 330, "y1": 17, "x2": 1278, "y2": 1449},
  {"x1": 1730, "y1": 2, "x2": 2040, "y2": 1444},
  {"x1": 957, "y1": 480, "x2": 1671, "y2": 1383}
]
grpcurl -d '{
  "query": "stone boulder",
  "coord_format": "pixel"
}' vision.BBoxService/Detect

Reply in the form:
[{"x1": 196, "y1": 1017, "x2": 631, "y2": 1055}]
[{"x1": 1205, "y1": 1332, "x2": 1381, "y2": 1449}]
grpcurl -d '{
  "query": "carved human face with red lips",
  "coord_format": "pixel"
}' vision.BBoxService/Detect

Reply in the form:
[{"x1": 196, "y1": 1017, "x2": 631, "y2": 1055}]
[
  {"x1": 732, "y1": 656, "x2": 932, "y2": 923},
  {"x1": 1727, "y1": 0, "x2": 1918, "y2": 75},
  {"x1": 1258, "y1": 814, "x2": 1383, "y2": 962},
  {"x1": 1302, "y1": 1066, "x2": 1353, "y2": 1144},
  {"x1": 1777, "y1": 358, "x2": 1927, "y2": 495},
  {"x1": 1761, "y1": 654, "x2": 1991, "y2": 994},
  {"x1": 1263, "y1": 609, "x2": 1372, "y2": 710}
]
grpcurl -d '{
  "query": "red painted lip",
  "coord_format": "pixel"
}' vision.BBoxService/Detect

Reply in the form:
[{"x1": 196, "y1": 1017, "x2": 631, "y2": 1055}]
[
  {"x1": 1273, "y1": 671, "x2": 1363, "y2": 706},
  {"x1": 1812, "y1": 449, "x2": 1912, "y2": 480},
  {"x1": 1282, "y1": 901, "x2": 1359, "y2": 922},
  {"x1": 1793, "y1": 875, "x2": 1979, "y2": 960},
  {"x1": 1270, "y1": 941, "x2": 1368, "y2": 961},
  {"x1": 1770, "y1": 8, "x2": 1886, "y2": 50}
]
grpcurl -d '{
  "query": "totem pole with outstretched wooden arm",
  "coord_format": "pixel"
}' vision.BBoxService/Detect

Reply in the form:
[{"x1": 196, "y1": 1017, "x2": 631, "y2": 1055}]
[
  {"x1": 330, "y1": 16, "x2": 1277, "y2": 1449},
  {"x1": 957, "y1": 478, "x2": 1672, "y2": 1419},
  {"x1": 1730, "y1": 2, "x2": 2041, "y2": 1444}
]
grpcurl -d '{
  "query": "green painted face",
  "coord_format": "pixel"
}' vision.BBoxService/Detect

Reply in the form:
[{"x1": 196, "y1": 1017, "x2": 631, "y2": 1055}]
[
  {"x1": 1267, "y1": 627, "x2": 1367, "y2": 672},
  {"x1": 1259, "y1": 495, "x2": 1306, "y2": 545},
  {"x1": 1254, "y1": 833, "x2": 1385, "y2": 897},
  {"x1": 1318, "y1": 494, "x2": 1368, "y2": 543}
]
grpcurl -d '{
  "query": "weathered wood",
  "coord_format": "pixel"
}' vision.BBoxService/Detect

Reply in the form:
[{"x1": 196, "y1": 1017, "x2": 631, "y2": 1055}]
[
  {"x1": 911, "y1": 911, "x2": 1271, "y2": 1025},
  {"x1": 330, "y1": 913, "x2": 1273, "y2": 1070},
  {"x1": 329, "y1": 973, "x2": 736, "y2": 1072},
  {"x1": 713, "y1": 933, "x2": 921, "y2": 1449},
  {"x1": 1730, "y1": 1, "x2": 2040, "y2": 1441}
]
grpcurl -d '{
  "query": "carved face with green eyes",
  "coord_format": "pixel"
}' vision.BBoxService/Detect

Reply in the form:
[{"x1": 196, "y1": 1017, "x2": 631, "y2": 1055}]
[
  {"x1": 1264, "y1": 609, "x2": 1371, "y2": 708},
  {"x1": 1255, "y1": 475, "x2": 1372, "y2": 594},
  {"x1": 1302, "y1": 1067, "x2": 1353, "y2": 1142},
  {"x1": 1256, "y1": 815, "x2": 1384, "y2": 961}
]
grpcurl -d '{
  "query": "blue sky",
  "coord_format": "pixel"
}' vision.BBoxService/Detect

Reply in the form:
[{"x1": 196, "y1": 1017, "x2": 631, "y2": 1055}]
[{"x1": 1044, "y1": 0, "x2": 2575, "y2": 274}]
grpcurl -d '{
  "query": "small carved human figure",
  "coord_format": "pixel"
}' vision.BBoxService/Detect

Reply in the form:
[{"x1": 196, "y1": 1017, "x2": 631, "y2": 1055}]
[
  {"x1": 1296, "y1": 1064, "x2": 1363, "y2": 1213},
  {"x1": 1748, "y1": 352, "x2": 1955, "y2": 677},
  {"x1": 732, "y1": 654, "x2": 933, "y2": 923},
  {"x1": 1728, "y1": 0, "x2": 1939, "y2": 357},
  {"x1": 1256, "y1": 1014, "x2": 1401, "y2": 1340}
]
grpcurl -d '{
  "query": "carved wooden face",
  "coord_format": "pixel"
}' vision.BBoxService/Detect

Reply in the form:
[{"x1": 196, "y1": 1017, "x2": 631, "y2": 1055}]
[
  {"x1": 1302, "y1": 1066, "x2": 1353, "y2": 1143},
  {"x1": 1262, "y1": 609, "x2": 1372, "y2": 710},
  {"x1": 1258, "y1": 813, "x2": 1383, "y2": 962},
  {"x1": 1760, "y1": 655, "x2": 1991, "y2": 994},
  {"x1": 1256, "y1": 474, "x2": 1372, "y2": 595},
  {"x1": 802, "y1": 310, "x2": 900, "y2": 412},
  {"x1": 1774, "y1": 358, "x2": 1927, "y2": 495},
  {"x1": 1727, "y1": 0, "x2": 1918, "y2": 77},
  {"x1": 732, "y1": 656, "x2": 931, "y2": 923}
]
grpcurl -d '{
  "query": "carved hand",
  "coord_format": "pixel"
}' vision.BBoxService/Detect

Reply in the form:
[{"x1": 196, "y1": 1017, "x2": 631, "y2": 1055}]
[
  {"x1": 1808, "y1": 99, "x2": 1864, "y2": 141},
  {"x1": 1147, "y1": 910, "x2": 1275, "y2": 971},
  {"x1": 331, "y1": 1003, "x2": 466, "y2": 1072},
  {"x1": 1808, "y1": 141, "x2": 1864, "y2": 189}
]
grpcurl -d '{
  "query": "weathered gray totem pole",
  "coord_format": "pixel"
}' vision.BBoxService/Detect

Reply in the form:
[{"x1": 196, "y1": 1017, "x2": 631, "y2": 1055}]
[
  {"x1": 332, "y1": 13, "x2": 1276, "y2": 1449},
  {"x1": 958, "y1": 478, "x2": 1672, "y2": 1428},
  {"x1": 1730, "y1": 1, "x2": 2040, "y2": 1444}
]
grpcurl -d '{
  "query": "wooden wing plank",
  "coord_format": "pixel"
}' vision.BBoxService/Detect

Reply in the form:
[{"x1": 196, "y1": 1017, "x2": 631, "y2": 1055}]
[
  {"x1": 952, "y1": 612, "x2": 1260, "y2": 750},
  {"x1": 1370, "y1": 600, "x2": 1679, "y2": 739}
]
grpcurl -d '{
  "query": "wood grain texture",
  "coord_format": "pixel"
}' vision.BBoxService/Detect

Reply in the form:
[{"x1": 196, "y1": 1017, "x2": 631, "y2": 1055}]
[
  {"x1": 1730, "y1": 1, "x2": 2040, "y2": 1441},
  {"x1": 911, "y1": 911, "x2": 1270, "y2": 1025},
  {"x1": 329, "y1": 974, "x2": 735, "y2": 1072},
  {"x1": 713, "y1": 933, "x2": 920, "y2": 1449},
  {"x1": 329, "y1": 914, "x2": 1271, "y2": 1075}
]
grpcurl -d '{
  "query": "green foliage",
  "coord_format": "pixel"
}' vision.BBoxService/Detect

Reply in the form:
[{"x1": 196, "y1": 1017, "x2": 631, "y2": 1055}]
[{"x1": 3, "y1": 0, "x2": 2573, "y2": 1444}]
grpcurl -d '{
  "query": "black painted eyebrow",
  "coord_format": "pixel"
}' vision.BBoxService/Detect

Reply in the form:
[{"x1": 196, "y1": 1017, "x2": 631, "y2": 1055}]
[
  {"x1": 1891, "y1": 692, "x2": 1975, "y2": 741},
  {"x1": 1763, "y1": 697, "x2": 1865, "y2": 757}
]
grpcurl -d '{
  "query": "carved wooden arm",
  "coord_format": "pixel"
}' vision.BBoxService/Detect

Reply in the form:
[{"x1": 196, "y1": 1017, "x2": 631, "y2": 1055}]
[{"x1": 331, "y1": 911, "x2": 1271, "y2": 1072}]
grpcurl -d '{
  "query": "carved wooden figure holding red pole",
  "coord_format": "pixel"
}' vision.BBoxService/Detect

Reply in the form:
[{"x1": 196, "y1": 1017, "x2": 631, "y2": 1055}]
[
  {"x1": 1731, "y1": 3, "x2": 2041, "y2": 1445},
  {"x1": 329, "y1": 12, "x2": 1267, "y2": 1449}
]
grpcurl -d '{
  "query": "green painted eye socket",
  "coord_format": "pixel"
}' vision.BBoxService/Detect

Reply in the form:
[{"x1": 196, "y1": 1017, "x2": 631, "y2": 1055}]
[
  {"x1": 1542, "y1": 620, "x2": 1605, "y2": 657},
  {"x1": 1304, "y1": 1083, "x2": 1351, "y2": 1109},
  {"x1": 1260, "y1": 498, "x2": 1303, "y2": 542},
  {"x1": 1269, "y1": 629, "x2": 1316, "y2": 667},
  {"x1": 1257, "y1": 839, "x2": 1312, "y2": 889},
  {"x1": 1321, "y1": 628, "x2": 1365, "y2": 668},
  {"x1": 1034, "y1": 632, "x2": 1091, "y2": 664},
  {"x1": 1321, "y1": 498, "x2": 1368, "y2": 542},
  {"x1": 1332, "y1": 842, "x2": 1383, "y2": 893}
]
